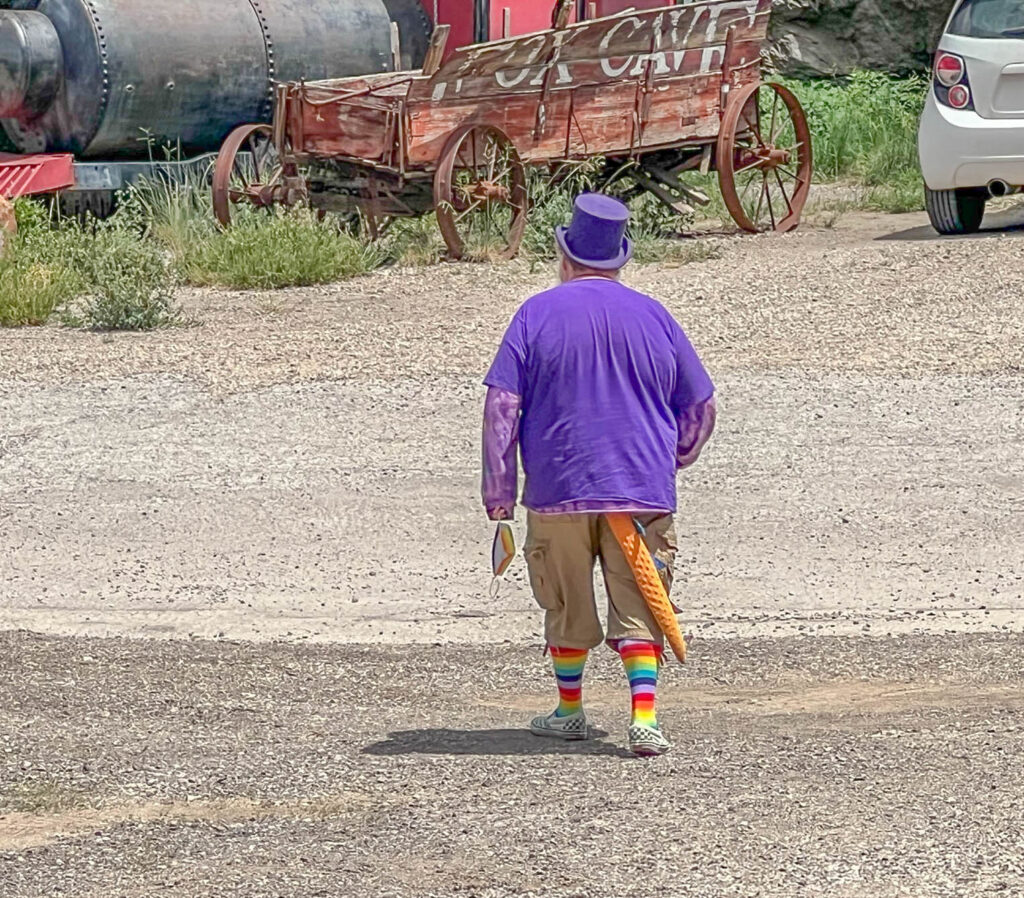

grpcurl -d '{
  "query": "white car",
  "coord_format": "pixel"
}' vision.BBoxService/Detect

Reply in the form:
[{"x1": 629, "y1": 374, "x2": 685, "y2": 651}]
[{"x1": 918, "y1": 0, "x2": 1024, "y2": 233}]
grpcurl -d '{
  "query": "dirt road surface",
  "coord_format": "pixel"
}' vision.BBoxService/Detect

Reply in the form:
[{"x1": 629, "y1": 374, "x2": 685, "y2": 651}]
[
  {"x1": 1, "y1": 210, "x2": 1023, "y2": 895},
  {"x1": 2, "y1": 633, "x2": 1022, "y2": 897}
]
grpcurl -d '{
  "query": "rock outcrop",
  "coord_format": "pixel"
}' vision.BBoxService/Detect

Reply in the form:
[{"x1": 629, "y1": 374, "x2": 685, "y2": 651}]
[{"x1": 769, "y1": 0, "x2": 955, "y2": 75}]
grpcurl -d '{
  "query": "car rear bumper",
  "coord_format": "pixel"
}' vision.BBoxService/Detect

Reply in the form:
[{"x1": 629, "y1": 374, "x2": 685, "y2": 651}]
[{"x1": 918, "y1": 92, "x2": 1024, "y2": 190}]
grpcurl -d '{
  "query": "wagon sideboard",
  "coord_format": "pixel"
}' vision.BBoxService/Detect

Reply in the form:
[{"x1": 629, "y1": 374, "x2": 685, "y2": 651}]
[{"x1": 288, "y1": 0, "x2": 771, "y2": 171}]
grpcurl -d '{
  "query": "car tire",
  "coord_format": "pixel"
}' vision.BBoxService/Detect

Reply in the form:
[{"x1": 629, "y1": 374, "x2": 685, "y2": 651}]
[{"x1": 925, "y1": 187, "x2": 986, "y2": 235}]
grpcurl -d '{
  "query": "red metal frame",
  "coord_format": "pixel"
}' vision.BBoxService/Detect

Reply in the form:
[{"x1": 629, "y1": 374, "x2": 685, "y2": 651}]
[{"x1": 0, "y1": 152, "x2": 75, "y2": 199}]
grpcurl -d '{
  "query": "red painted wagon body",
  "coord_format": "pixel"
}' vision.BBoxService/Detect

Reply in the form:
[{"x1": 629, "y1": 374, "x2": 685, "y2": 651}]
[{"x1": 213, "y1": 0, "x2": 812, "y2": 257}]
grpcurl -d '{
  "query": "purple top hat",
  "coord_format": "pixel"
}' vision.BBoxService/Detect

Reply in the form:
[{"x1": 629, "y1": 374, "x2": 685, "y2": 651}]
[{"x1": 555, "y1": 193, "x2": 634, "y2": 271}]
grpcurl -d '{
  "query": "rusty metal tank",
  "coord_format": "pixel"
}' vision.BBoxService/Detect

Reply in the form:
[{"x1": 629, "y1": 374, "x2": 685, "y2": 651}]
[{"x1": 0, "y1": 0, "x2": 431, "y2": 159}]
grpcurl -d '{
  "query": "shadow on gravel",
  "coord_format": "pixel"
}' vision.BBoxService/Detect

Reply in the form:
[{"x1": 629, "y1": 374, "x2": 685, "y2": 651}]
[
  {"x1": 363, "y1": 728, "x2": 633, "y2": 758},
  {"x1": 878, "y1": 206, "x2": 1024, "y2": 242}
]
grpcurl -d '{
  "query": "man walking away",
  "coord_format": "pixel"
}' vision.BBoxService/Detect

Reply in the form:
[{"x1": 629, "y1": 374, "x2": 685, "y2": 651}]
[{"x1": 482, "y1": 193, "x2": 716, "y2": 757}]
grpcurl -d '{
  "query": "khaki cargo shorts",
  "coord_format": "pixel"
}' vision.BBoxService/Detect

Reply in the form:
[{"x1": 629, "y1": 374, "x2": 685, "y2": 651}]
[{"x1": 523, "y1": 511, "x2": 677, "y2": 650}]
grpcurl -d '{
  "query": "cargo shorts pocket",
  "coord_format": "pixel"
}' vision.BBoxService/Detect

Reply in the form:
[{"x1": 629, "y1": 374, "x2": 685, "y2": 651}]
[
  {"x1": 524, "y1": 543, "x2": 561, "y2": 612},
  {"x1": 647, "y1": 517, "x2": 680, "y2": 611},
  {"x1": 649, "y1": 517, "x2": 678, "y2": 587}
]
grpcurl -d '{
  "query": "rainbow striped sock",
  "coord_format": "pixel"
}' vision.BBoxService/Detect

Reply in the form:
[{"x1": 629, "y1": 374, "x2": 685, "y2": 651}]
[
  {"x1": 549, "y1": 646, "x2": 588, "y2": 717},
  {"x1": 619, "y1": 640, "x2": 661, "y2": 728}
]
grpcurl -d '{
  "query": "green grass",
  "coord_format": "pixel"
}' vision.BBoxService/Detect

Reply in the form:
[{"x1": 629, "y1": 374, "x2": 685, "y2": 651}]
[
  {"x1": 380, "y1": 214, "x2": 446, "y2": 266},
  {"x1": 116, "y1": 172, "x2": 383, "y2": 289},
  {"x1": 779, "y1": 70, "x2": 927, "y2": 213},
  {"x1": 0, "y1": 257, "x2": 80, "y2": 327},
  {"x1": 182, "y1": 207, "x2": 382, "y2": 289},
  {"x1": 788, "y1": 71, "x2": 925, "y2": 183},
  {"x1": 117, "y1": 168, "x2": 215, "y2": 263},
  {"x1": 1, "y1": 203, "x2": 81, "y2": 327}
]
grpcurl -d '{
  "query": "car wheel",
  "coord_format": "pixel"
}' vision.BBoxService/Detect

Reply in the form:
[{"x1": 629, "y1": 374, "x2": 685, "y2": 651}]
[{"x1": 925, "y1": 187, "x2": 986, "y2": 235}]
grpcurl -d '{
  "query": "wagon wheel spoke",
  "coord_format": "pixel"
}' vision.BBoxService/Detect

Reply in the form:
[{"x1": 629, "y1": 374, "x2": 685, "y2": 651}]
[
  {"x1": 738, "y1": 101, "x2": 758, "y2": 135},
  {"x1": 739, "y1": 173, "x2": 759, "y2": 204},
  {"x1": 767, "y1": 91, "x2": 781, "y2": 145},
  {"x1": 753, "y1": 175, "x2": 767, "y2": 225},
  {"x1": 734, "y1": 155, "x2": 769, "y2": 177},
  {"x1": 774, "y1": 169, "x2": 795, "y2": 217},
  {"x1": 777, "y1": 165, "x2": 805, "y2": 184},
  {"x1": 453, "y1": 198, "x2": 484, "y2": 223}
]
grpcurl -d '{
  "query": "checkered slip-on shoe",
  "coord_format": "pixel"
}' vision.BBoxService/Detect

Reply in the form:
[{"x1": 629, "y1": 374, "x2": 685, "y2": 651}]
[
  {"x1": 529, "y1": 711, "x2": 589, "y2": 741},
  {"x1": 628, "y1": 724, "x2": 672, "y2": 757}
]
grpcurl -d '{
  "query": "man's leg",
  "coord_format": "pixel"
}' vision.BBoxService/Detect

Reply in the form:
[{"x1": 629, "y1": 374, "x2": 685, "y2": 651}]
[
  {"x1": 599, "y1": 514, "x2": 677, "y2": 756},
  {"x1": 549, "y1": 646, "x2": 588, "y2": 717},
  {"x1": 524, "y1": 512, "x2": 602, "y2": 740},
  {"x1": 619, "y1": 639, "x2": 661, "y2": 727}
]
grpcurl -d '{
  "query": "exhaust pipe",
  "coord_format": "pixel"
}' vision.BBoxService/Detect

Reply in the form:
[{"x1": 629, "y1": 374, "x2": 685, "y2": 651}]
[{"x1": 987, "y1": 179, "x2": 1017, "y2": 198}]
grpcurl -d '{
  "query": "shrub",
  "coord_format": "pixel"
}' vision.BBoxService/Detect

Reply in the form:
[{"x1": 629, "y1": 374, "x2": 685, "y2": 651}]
[
  {"x1": 183, "y1": 207, "x2": 382, "y2": 289},
  {"x1": 12, "y1": 196, "x2": 51, "y2": 235},
  {"x1": 57, "y1": 226, "x2": 181, "y2": 330},
  {"x1": 0, "y1": 203, "x2": 79, "y2": 327},
  {"x1": 521, "y1": 189, "x2": 574, "y2": 262}
]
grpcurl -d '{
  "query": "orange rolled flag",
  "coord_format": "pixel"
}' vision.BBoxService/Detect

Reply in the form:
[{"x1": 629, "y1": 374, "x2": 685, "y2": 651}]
[{"x1": 606, "y1": 513, "x2": 687, "y2": 664}]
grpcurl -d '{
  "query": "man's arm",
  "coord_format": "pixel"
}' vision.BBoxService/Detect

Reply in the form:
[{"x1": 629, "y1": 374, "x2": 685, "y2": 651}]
[
  {"x1": 482, "y1": 386, "x2": 521, "y2": 520},
  {"x1": 677, "y1": 394, "x2": 716, "y2": 469}
]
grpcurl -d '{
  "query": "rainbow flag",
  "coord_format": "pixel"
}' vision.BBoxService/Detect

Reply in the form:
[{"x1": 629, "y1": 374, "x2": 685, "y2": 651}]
[{"x1": 491, "y1": 522, "x2": 516, "y2": 579}]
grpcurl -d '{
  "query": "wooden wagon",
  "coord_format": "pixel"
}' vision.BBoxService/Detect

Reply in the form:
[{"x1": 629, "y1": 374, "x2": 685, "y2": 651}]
[{"x1": 212, "y1": 0, "x2": 812, "y2": 258}]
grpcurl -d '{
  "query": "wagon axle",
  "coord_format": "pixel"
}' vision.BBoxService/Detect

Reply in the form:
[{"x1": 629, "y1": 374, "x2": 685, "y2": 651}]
[
  {"x1": 457, "y1": 181, "x2": 512, "y2": 205},
  {"x1": 230, "y1": 179, "x2": 308, "y2": 210},
  {"x1": 737, "y1": 147, "x2": 792, "y2": 170}
]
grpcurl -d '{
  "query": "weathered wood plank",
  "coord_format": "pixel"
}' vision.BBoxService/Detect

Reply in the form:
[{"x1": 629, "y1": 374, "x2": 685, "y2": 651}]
[
  {"x1": 299, "y1": 102, "x2": 398, "y2": 163},
  {"x1": 407, "y1": 0, "x2": 769, "y2": 105}
]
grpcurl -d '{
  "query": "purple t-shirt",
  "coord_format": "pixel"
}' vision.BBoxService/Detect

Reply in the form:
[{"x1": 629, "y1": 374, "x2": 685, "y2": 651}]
[{"x1": 484, "y1": 278, "x2": 713, "y2": 512}]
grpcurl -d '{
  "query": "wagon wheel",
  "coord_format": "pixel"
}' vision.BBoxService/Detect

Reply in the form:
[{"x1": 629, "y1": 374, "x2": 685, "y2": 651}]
[
  {"x1": 212, "y1": 123, "x2": 307, "y2": 227},
  {"x1": 717, "y1": 81, "x2": 812, "y2": 233},
  {"x1": 434, "y1": 124, "x2": 528, "y2": 261}
]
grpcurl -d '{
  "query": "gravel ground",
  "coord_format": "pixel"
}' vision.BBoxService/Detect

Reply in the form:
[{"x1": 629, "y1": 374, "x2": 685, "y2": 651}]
[
  {"x1": 1, "y1": 210, "x2": 1022, "y2": 642},
  {"x1": 2, "y1": 209, "x2": 1024, "y2": 895},
  {"x1": 2, "y1": 211, "x2": 1024, "y2": 392},
  {"x1": 1, "y1": 631, "x2": 1022, "y2": 897}
]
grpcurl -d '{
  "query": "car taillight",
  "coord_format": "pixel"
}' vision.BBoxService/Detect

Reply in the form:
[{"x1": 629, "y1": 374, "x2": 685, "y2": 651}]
[
  {"x1": 935, "y1": 52, "x2": 965, "y2": 87},
  {"x1": 948, "y1": 84, "x2": 971, "y2": 108},
  {"x1": 933, "y1": 51, "x2": 974, "y2": 111}
]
